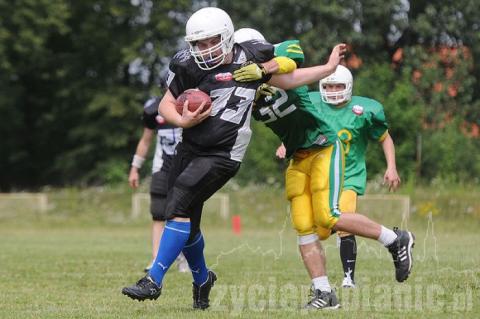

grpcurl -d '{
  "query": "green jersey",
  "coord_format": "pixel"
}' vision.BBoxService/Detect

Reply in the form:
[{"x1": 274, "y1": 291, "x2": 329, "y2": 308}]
[
  {"x1": 309, "y1": 92, "x2": 389, "y2": 194},
  {"x1": 252, "y1": 85, "x2": 338, "y2": 158},
  {"x1": 252, "y1": 40, "x2": 337, "y2": 158}
]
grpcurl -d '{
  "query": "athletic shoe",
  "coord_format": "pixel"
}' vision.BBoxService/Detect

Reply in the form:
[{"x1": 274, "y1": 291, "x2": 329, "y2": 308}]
[
  {"x1": 192, "y1": 270, "x2": 217, "y2": 310},
  {"x1": 341, "y1": 276, "x2": 356, "y2": 288},
  {"x1": 387, "y1": 227, "x2": 415, "y2": 282},
  {"x1": 122, "y1": 275, "x2": 162, "y2": 301},
  {"x1": 305, "y1": 289, "x2": 341, "y2": 310}
]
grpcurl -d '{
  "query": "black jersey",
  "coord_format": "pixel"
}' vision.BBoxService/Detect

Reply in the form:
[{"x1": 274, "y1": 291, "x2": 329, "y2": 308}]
[{"x1": 165, "y1": 40, "x2": 274, "y2": 162}]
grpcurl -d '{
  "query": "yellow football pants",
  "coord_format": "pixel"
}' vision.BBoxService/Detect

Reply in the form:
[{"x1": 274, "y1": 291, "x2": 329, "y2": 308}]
[
  {"x1": 336, "y1": 189, "x2": 358, "y2": 238},
  {"x1": 286, "y1": 140, "x2": 344, "y2": 240}
]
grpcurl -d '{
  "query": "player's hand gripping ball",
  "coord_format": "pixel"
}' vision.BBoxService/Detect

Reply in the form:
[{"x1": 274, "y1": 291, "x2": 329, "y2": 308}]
[{"x1": 175, "y1": 89, "x2": 212, "y2": 114}]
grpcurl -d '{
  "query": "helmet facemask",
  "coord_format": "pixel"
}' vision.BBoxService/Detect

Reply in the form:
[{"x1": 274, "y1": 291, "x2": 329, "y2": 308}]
[
  {"x1": 320, "y1": 82, "x2": 352, "y2": 104},
  {"x1": 319, "y1": 65, "x2": 353, "y2": 105},
  {"x1": 187, "y1": 31, "x2": 234, "y2": 70}
]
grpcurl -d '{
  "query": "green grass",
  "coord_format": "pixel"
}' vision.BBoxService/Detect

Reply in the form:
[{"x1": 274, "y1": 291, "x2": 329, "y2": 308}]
[{"x1": 0, "y1": 186, "x2": 479, "y2": 318}]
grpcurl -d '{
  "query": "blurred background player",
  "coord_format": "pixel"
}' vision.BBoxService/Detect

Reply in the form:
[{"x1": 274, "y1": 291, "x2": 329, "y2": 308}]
[{"x1": 128, "y1": 97, "x2": 187, "y2": 273}]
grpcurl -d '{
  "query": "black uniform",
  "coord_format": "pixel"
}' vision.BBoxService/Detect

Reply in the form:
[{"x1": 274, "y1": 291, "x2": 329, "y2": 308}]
[
  {"x1": 142, "y1": 97, "x2": 182, "y2": 221},
  {"x1": 164, "y1": 41, "x2": 274, "y2": 239}
]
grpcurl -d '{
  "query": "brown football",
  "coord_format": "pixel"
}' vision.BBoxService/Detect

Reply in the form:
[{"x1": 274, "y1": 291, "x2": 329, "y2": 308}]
[{"x1": 175, "y1": 89, "x2": 211, "y2": 114}]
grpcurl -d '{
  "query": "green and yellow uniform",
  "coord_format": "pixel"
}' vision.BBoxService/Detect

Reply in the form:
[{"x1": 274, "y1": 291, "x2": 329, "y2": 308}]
[
  {"x1": 309, "y1": 93, "x2": 388, "y2": 237},
  {"x1": 309, "y1": 93, "x2": 389, "y2": 195},
  {"x1": 252, "y1": 40, "x2": 343, "y2": 239}
]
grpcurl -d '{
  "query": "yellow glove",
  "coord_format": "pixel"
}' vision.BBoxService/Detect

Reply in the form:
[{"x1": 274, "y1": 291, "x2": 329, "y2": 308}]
[
  {"x1": 253, "y1": 84, "x2": 277, "y2": 108},
  {"x1": 255, "y1": 83, "x2": 276, "y2": 101},
  {"x1": 233, "y1": 62, "x2": 267, "y2": 82}
]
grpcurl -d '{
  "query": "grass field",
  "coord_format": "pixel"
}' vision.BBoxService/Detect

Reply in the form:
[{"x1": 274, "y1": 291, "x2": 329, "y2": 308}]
[{"x1": 0, "y1": 185, "x2": 479, "y2": 318}]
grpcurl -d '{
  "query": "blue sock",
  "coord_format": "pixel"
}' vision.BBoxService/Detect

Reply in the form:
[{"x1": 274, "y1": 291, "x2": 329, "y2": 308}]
[
  {"x1": 182, "y1": 232, "x2": 208, "y2": 285},
  {"x1": 149, "y1": 220, "x2": 190, "y2": 285}
]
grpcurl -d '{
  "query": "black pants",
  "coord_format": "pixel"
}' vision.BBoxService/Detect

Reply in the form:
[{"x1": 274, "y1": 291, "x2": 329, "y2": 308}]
[
  {"x1": 149, "y1": 155, "x2": 173, "y2": 221},
  {"x1": 165, "y1": 143, "x2": 240, "y2": 241}
]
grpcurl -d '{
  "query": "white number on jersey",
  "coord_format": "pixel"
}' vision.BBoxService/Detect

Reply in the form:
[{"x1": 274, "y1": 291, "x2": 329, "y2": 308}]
[
  {"x1": 259, "y1": 88, "x2": 297, "y2": 123},
  {"x1": 210, "y1": 87, "x2": 256, "y2": 124}
]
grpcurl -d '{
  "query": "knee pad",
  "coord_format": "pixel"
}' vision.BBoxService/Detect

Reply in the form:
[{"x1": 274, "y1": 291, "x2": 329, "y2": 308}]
[
  {"x1": 150, "y1": 193, "x2": 167, "y2": 221},
  {"x1": 316, "y1": 226, "x2": 332, "y2": 241},
  {"x1": 292, "y1": 219, "x2": 316, "y2": 236},
  {"x1": 312, "y1": 200, "x2": 338, "y2": 230}
]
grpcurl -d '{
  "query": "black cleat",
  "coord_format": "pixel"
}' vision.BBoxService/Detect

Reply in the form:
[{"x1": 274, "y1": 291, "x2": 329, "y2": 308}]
[
  {"x1": 305, "y1": 289, "x2": 341, "y2": 310},
  {"x1": 122, "y1": 275, "x2": 162, "y2": 301},
  {"x1": 192, "y1": 270, "x2": 217, "y2": 310},
  {"x1": 387, "y1": 227, "x2": 415, "y2": 282}
]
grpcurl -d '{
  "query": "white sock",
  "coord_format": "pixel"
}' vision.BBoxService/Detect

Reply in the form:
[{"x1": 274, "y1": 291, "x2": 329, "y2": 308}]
[
  {"x1": 377, "y1": 226, "x2": 397, "y2": 246},
  {"x1": 312, "y1": 276, "x2": 331, "y2": 292}
]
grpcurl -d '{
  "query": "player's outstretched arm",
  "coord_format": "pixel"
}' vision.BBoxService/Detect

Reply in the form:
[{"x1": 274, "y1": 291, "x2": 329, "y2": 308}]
[
  {"x1": 233, "y1": 57, "x2": 298, "y2": 82},
  {"x1": 159, "y1": 89, "x2": 211, "y2": 129},
  {"x1": 381, "y1": 132, "x2": 401, "y2": 191},
  {"x1": 268, "y1": 43, "x2": 347, "y2": 90}
]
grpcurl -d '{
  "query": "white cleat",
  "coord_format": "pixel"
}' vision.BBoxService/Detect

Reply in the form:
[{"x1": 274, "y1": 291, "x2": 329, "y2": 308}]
[{"x1": 341, "y1": 276, "x2": 356, "y2": 288}]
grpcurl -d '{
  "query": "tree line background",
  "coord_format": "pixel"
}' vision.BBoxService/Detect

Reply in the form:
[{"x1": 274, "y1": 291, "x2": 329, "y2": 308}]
[{"x1": 1, "y1": 0, "x2": 479, "y2": 191}]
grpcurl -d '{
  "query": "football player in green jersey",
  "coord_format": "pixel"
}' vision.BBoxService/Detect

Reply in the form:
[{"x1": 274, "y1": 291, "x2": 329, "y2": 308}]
[
  {"x1": 312, "y1": 65, "x2": 401, "y2": 288},
  {"x1": 236, "y1": 33, "x2": 414, "y2": 310}
]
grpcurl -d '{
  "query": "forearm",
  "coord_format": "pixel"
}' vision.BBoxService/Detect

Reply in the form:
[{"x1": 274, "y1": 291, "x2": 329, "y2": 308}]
[
  {"x1": 131, "y1": 128, "x2": 154, "y2": 169},
  {"x1": 135, "y1": 132, "x2": 153, "y2": 158},
  {"x1": 261, "y1": 57, "x2": 297, "y2": 75},
  {"x1": 381, "y1": 133, "x2": 397, "y2": 169},
  {"x1": 267, "y1": 43, "x2": 346, "y2": 89},
  {"x1": 268, "y1": 62, "x2": 336, "y2": 90},
  {"x1": 159, "y1": 90, "x2": 184, "y2": 127},
  {"x1": 261, "y1": 59, "x2": 279, "y2": 74}
]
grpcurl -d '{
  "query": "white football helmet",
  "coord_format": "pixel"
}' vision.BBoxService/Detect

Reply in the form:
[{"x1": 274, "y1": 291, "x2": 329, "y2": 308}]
[
  {"x1": 184, "y1": 7, "x2": 235, "y2": 70},
  {"x1": 319, "y1": 65, "x2": 353, "y2": 104},
  {"x1": 234, "y1": 28, "x2": 265, "y2": 43}
]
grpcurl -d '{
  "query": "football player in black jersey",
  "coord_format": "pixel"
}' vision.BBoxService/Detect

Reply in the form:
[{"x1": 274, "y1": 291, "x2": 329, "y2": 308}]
[
  {"x1": 128, "y1": 97, "x2": 188, "y2": 273},
  {"x1": 122, "y1": 6, "x2": 346, "y2": 309}
]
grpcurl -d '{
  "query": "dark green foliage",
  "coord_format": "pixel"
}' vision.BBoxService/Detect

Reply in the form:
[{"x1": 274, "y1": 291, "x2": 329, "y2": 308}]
[
  {"x1": 0, "y1": 0, "x2": 192, "y2": 189},
  {"x1": 0, "y1": 0, "x2": 478, "y2": 189}
]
